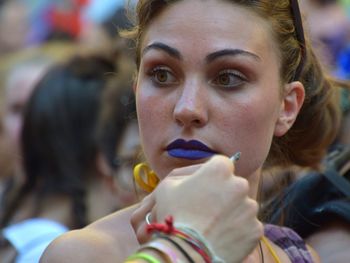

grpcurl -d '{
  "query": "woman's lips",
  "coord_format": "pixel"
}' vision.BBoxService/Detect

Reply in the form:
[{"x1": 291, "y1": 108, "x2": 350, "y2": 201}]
[{"x1": 166, "y1": 139, "x2": 217, "y2": 160}]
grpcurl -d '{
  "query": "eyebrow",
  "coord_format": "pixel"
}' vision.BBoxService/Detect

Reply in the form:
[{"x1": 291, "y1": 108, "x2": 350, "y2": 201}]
[
  {"x1": 142, "y1": 43, "x2": 260, "y2": 63},
  {"x1": 142, "y1": 42, "x2": 182, "y2": 60},
  {"x1": 206, "y1": 49, "x2": 261, "y2": 63}
]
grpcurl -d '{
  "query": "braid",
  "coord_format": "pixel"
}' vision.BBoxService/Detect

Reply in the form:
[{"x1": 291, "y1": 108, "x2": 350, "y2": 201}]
[{"x1": 0, "y1": 182, "x2": 33, "y2": 227}]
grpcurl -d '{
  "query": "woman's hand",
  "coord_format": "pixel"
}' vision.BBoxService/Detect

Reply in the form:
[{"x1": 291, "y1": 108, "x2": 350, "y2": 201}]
[
  {"x1": 131, "y1": 155, "x2": 263, "y2": 262},
  {"x1": 130, "y1": 163, "x2": 203, "y2": 243}
]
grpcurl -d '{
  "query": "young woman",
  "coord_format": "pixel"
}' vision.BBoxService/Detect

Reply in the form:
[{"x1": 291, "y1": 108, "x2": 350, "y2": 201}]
[{"x1": 40, "y1": 0, "x2": 346, "y2": 262}]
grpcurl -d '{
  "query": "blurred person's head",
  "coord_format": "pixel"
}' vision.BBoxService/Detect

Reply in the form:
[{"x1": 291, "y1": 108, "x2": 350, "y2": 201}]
[
  {"x1": 0, "y1": 52, "x2": 119, "y2": 228},
  {"x1": 19, "y1": 54, "x2": 114, "y2": 228},
  {"x1": 0, "y1": 43, "x2": 80, "y2": 179},
  {"x1": 3, "y1": 58, "x2": 52, "y2": 162},
  {"x1": 0, "y1": 0, "x2": 29, "y2": 54},
  {"x1": 300, "y1": 0, "x2": 350, "y2": 67}
]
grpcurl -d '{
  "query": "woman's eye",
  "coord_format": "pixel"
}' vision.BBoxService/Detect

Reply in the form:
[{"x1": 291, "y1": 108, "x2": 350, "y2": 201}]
[
  {"x1": 210, "y1": 70, "x2": 246, "y2": 88},
  {"x1": 149, "y1": 67, "x2": 177, "y2": 85}
]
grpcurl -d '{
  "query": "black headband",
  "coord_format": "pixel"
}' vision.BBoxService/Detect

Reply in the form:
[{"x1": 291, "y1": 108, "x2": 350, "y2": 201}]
[{"x1": 290, "y1": 0, "x2": 306, "y2": 81}]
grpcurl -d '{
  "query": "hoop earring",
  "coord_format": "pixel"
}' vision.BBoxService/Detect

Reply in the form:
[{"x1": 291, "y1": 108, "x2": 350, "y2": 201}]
[{"x1": 133, "y1": 163, "x2": 159, "y2": 192}]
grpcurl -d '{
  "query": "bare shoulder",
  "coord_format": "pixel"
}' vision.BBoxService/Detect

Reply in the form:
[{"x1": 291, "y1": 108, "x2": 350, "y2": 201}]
[
  {"x1": 39, "y1": 227, "x2": 120, "y2": 263},
  {"x1": 40, "y1": 205, "x2": 139, "y2": 263},
  {"x1": 306, "y1": 220, "x2": 350, "y2": 263}
]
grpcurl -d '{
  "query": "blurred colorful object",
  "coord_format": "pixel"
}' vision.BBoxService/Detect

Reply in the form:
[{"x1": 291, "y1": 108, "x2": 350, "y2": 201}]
[
  {"x1": 82, "y1": 0, "x2": 125, "y2": 23},
  {"x1": 337, "y1": 45, "x2": 350, "y2": 79},
  {"x1": 26, "y1": 0, "x2": 91, "y2": 44},
  {"x1": 340, "y1": 0, "x2": 350, "y2": 15},
  {"x1": 25, "y1": 0, "x2": 129, "y2": 45}
]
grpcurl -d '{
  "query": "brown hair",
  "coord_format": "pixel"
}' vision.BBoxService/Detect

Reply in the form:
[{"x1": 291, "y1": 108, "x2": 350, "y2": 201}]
[{"x1": 123, "y1": 0, "x2": 348, "y2": 169}]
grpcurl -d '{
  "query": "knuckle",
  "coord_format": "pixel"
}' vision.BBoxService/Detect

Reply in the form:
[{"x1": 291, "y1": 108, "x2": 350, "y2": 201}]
[
  {"x1": 247, "y1": 199, "x2": 259, "y2": 215},
  {"x1": 254, "y1": 220, "x2": 264, "y2": 239},
  {"x1": 168, "y1": 167, "x2": 181, "y2": 177},
  {"x1": 246, "y1": 220, "x2": 263, "y2": 242},
  {"x1": 140, "y1": 194, "x2": 151, "y2": 205},
  {"x1": 233, "y1": 177, "x2": 249, "y2": 195},
  {"x1": 130, "y1": 211, "x2": 138, "y2": 230},
  {"x1": 156, "y1": 176, "x2": 172, "y2": 190},
  {"x1": 136, "y1": 226, "x2": 147, "y2": 244}
]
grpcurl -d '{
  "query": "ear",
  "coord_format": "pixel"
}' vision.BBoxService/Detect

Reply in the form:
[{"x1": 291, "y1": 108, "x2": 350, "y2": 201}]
[
  {"x1": 274, "y1": 81, "x2": 305, "y2": 137},
  {"x1": 96, "y1": 152, "x2": 111, "y2": 176},
  {"x1": 95, "y1": 152, "x2": 119, "y2": 192}
]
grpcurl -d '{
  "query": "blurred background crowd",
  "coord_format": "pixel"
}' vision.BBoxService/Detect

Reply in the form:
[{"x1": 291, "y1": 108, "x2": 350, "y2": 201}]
[
  {"x1": 0, "y1": 0, "x2": 144, "y2": 262},
  {"x1": 0, "y1": 0, "x2": 349, "y2": 262}
]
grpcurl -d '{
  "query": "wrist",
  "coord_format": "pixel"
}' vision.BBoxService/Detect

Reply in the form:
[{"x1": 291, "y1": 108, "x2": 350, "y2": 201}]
[{"x1": 146, "y1": 216, "x2": 225, "y2": 263}]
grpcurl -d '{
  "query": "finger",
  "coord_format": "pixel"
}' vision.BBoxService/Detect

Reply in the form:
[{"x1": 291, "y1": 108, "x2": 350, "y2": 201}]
[
  {"x1": 130, "y1": 194, "x2": 155, "y2": 234},
  {"x1": 167, "y1": 163, "x2": 203, "y2": 177},
  {"x1": 136, "y1": 206, "x2": 158, "y2": 244},
  {"x1": 193, "y1": 155, "x2": 234, "y2": 180},
  {"x1": 135, "y1": 217, "x2": 150, "y2": 244}
]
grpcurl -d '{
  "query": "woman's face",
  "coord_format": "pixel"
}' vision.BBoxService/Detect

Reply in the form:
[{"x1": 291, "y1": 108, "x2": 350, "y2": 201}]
[{"x1": 136, "y1": 0, "x2": 288, "y2": 180}]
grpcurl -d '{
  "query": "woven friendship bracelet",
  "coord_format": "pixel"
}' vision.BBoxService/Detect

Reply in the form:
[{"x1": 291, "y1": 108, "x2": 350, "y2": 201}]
[{"x1": 147, "y1": 216, "x2": 225, "y2": 263}]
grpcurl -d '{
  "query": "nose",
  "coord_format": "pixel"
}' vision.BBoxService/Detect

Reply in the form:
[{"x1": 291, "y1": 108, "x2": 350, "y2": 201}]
[{"x1": 173, "y1": 80, "x2": 208, "y2": 128}]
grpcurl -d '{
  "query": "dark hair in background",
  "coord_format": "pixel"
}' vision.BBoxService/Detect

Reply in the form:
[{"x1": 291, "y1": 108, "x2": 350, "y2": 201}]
[
  {"x1": 102, "y1": 7, "x2": 134, "y2": 39},
  {"x1": 96, "y1": 68, "x2": 136, "y2": 170},
  {"x1": 0, "y1": 54, "x2": 116, "y2": 229}
]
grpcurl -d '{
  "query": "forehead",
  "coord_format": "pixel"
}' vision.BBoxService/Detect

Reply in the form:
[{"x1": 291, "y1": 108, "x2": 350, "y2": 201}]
[{"x1": 141, "y1": 0, "x2": 278, "y2": 62}]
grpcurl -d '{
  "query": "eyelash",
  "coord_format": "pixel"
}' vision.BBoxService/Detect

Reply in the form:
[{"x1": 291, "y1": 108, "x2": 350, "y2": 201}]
[
  {"x1": 147, "y1": 66, "x2": 247, "y2": 90},
  {"x1": 147, "y1": 66, "x2": 178, "y2": 87},
  {"x1": 210, "y1": 69, "x2": 247, "y2": 89}
]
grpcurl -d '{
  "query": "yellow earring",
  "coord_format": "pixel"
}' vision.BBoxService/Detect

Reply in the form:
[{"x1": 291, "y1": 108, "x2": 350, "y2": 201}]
[{"x1": 133, "y1": 163, "x2": 160, "y2": 192}]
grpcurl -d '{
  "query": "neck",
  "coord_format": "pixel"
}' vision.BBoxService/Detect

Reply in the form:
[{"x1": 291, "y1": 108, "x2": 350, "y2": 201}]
[{"x1": 247, "y1": 167, "x2": 262, "y2": 200}]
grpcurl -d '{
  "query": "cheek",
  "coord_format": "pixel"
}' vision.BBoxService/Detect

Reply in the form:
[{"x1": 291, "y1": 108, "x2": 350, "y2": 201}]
[
  {"x1": 136, "y1": 88, "x2": 170, "y2": 159},
  {"x1": 242, "y1": 100, "x2": 278, "y2": 137},
  {"x1": 219, "y1": 95, "x2": 280, "y2": 176}
]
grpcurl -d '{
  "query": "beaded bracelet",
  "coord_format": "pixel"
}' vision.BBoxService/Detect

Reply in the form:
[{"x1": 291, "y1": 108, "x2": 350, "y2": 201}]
[{"x1": 125, "y1": 252, "x2": 161, "y2": 263}]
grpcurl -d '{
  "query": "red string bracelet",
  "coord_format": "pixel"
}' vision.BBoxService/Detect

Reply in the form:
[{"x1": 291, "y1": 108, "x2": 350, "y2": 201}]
[
  {"x1": 146, "y1": 215, "x2": 175, "y2": 235},
  {"x1": 146, "y1": 216, "x2": 212, "y2": 263}
]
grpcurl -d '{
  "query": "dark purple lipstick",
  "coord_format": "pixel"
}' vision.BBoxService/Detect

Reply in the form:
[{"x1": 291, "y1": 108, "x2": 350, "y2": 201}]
[{"x1": 166, "y1": 139, "x2": 217, "y2": 160}]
